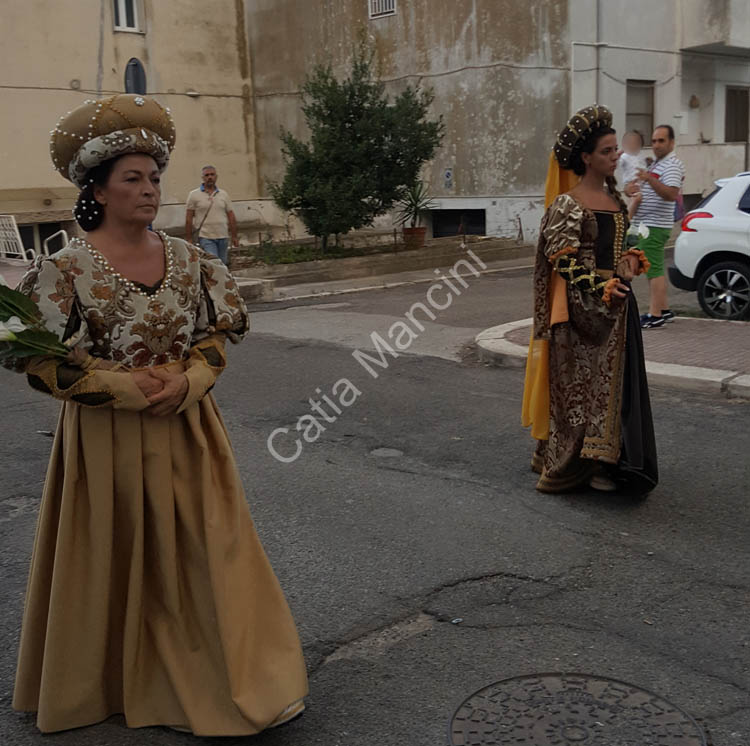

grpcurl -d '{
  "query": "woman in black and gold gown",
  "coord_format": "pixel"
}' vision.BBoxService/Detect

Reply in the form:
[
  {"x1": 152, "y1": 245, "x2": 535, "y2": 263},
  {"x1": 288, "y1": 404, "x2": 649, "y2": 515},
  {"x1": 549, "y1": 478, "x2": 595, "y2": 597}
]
[{"x1": 522, "y1": 105, "x2": 658, "y2": 496}]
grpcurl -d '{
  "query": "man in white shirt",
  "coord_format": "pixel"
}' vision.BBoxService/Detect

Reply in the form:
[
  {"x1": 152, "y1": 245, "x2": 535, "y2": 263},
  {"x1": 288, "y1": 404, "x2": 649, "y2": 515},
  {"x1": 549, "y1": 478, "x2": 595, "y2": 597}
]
[
  {"x1": 185, "y1": 166, "x2": 238, "y2": 265},
  {"x1": 626, "y1": 125, "x2": 685, "y2": 329}
]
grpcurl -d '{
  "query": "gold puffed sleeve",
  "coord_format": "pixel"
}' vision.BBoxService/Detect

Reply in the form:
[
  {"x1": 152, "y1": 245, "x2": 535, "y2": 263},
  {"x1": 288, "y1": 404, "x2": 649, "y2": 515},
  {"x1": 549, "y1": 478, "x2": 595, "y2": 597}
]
[
  {"x1": 25, "y1": 356, "x2": 151, "y2": 409},
  {"x1": 542, "y1": 194, "x2": 585, "y2": 260},
  {"x1": 176, "y1": 334, "x2": 227, "y2": 413},
  {"x1": 543, "y1": 194, "x2": 620, "y2": 305}
]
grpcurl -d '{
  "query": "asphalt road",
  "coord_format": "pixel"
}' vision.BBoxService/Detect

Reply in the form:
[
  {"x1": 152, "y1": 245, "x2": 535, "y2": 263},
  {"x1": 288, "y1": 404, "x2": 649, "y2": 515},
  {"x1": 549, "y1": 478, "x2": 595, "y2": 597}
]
[{"x1": 1, "y1": 269, "x2": 748, "y2": 746}]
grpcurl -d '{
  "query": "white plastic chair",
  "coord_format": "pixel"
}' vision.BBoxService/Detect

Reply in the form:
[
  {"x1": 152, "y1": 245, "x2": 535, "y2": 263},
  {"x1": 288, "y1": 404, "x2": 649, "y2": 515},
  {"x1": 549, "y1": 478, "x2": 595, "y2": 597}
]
[
  {"x1": 0, "y1": 215, "x2": 34, "y2": 261},
  {"x1": 43, "y1": 229, "x2": 69, "y2": 256}
]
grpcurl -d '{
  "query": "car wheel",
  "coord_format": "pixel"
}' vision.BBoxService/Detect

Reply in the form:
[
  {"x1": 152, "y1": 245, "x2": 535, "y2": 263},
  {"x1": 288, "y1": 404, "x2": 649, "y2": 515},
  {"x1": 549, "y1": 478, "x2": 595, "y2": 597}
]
[{"x1": 697, "y1": 261, "x2": 750, "y2": 320}]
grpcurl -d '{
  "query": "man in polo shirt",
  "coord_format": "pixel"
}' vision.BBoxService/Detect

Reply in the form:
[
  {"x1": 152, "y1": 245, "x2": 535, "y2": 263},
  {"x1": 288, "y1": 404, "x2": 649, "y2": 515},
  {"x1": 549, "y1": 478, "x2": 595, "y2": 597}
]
[
  {"x1": 627, "y1": 125, "x2": 685, "y2": 329},
  {"x1": 185, "y1": 165, "x2": 238, "y2": 265}
]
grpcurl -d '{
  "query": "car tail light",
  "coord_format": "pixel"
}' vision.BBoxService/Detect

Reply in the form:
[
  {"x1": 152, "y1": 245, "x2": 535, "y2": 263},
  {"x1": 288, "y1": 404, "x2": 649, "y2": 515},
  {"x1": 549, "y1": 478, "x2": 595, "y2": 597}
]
[{"x1": 681, "y1": 211, "x2": 713, "y2": 232}]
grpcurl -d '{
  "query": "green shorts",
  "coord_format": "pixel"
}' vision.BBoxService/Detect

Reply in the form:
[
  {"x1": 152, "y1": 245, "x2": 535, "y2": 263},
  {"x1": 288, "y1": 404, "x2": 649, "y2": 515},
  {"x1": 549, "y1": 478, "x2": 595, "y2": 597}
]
[{"x1": 638, "y1": 226, "x2": 670, "y2": 279}]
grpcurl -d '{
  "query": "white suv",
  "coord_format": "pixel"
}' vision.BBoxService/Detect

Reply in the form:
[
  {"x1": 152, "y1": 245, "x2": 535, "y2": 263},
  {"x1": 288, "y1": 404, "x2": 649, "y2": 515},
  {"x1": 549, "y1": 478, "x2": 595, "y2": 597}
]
[{"x1": 670, "y1": 172, "x2": 750, "y2": 320}]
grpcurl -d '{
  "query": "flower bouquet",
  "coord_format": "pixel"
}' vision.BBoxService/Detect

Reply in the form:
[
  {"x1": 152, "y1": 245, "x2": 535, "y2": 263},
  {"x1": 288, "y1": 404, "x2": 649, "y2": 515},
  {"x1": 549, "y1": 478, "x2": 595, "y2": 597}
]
[
  {"x1": 626, "y1": 222, "x2": 649, "y2": 249},
  {"x1": 0, "y1": 275, "x2": 70, "y2": 364}
]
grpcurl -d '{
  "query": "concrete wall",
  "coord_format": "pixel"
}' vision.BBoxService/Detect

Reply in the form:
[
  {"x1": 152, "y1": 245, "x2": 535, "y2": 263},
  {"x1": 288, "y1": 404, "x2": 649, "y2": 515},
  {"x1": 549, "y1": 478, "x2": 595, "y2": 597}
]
[
  {"x1": 2, "y1": 0, "x2": 257, "y2": 235},
  {"x1": 570, "y1": 0, "x2": 683, "y2": 137},
  {"x1": 247, "y1": 0, "x2": 571, "y2": 241},
  {"x1": 6, "y1": 0, "x2": 750, "y2": 246},
  {"x1": 248, "y1": 0, "x2": 750, "y2": 241},
  {"x1": 681, "y1": 0, "x2": 750, "y2": 52},
  {"x1": 679, "y1": 143, "x2": 747, "y2": 193}
]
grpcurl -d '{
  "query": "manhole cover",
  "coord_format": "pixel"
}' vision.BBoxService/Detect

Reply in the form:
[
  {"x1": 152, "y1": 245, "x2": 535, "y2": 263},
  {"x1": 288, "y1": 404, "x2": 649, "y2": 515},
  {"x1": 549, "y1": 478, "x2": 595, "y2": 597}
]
[{"x1": 449, "y1": 673, "x2": 706, "y2": 745}]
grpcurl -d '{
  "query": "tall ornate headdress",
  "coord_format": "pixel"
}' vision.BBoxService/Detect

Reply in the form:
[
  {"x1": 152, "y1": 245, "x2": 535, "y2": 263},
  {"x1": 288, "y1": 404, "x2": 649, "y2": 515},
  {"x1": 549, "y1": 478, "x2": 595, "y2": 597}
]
[
  {"x1": 49, "y1": 94, "x2": 176, "y2": 187},
  {"x1": 553, "y1": 104, "x2": 613, "y2": 170}
]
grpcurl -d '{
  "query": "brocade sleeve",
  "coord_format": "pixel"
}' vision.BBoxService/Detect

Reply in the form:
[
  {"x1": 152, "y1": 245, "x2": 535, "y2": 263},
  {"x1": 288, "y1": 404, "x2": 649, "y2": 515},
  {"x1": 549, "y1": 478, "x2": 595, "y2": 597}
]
[
  {"x1": 25, "y1": 356, "x2": 151, "y2": 409},
  {"x1": 8, "y1": 256, "x2": 149, "y2": 410},
  {"x1": 543, "y1": 194, "x2": 619, "y2": 304},
  {"x1": 176, "y1": 333, "x2": 227, "y2": 412},
  {"x1": 193, "y1": 251, "x2": 249, "y2": 344}
]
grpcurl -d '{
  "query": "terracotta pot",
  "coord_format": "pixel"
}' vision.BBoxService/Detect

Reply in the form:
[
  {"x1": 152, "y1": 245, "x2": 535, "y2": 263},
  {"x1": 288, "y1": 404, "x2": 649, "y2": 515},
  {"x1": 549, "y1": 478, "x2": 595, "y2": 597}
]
[{"x1": 402, "y1": 226, "x2": 427, "y2": 250}]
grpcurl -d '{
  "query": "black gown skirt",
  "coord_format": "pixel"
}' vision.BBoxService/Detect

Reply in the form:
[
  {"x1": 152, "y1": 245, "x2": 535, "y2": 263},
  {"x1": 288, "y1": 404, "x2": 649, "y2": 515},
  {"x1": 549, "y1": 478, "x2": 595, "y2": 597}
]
[{"x1": 616, "y1": 290, "x2": 659, "y2": 495}]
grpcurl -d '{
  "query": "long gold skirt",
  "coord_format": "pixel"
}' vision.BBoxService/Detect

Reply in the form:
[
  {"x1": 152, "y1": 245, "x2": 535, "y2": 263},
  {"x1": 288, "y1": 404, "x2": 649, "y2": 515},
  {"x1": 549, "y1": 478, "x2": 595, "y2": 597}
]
[{"x1": 12, "y1": 394, "x2": 308, "y2": 735}]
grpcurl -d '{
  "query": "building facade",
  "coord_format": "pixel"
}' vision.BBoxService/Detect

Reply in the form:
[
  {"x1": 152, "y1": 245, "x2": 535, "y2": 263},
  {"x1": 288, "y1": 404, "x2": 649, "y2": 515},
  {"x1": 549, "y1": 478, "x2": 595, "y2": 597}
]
[
  {"x1": 2, "y1": 0, "x2": 256, "y2": 249},
  {"x1": 571, "y1": 0, "x2": 750, "y2": 203},
  {"x1": 246, "y1": 0, "x2": 750, "y2": 240},
  {"x1": 3, "y1": 1, "x2": 750, "y2": 251},
  {"x1": 247, "y1": 0, "x2": 571, "y2": 242}
]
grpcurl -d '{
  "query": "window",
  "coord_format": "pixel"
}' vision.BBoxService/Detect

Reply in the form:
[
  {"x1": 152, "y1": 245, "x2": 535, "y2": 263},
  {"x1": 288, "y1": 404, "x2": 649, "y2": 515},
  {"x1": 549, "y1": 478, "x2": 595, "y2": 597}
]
[
  {"x1": 113, "y1": 0, "x2": 141, "y2": 31},
  {"x1": 626, "y1": 79, "x2": 655, "y2": 138},
  {"x1": 432, "y1": 210, "x2": 486, "y2": 238},
  {"x1": 695, "y1": 185, "x2": 722, "y2": 211},
  {"x1": 725, "y1": 87, "x2": 749, "y2": 143},
  {"x1": 369, "y1": 0, "x2": 396, "y2": 19},
  {"x1": 739, "y1": 185, "x2": 750, "y2": 215},
  {"x1": 125, "y1": 58, "x2": 147, "y2": 95}
]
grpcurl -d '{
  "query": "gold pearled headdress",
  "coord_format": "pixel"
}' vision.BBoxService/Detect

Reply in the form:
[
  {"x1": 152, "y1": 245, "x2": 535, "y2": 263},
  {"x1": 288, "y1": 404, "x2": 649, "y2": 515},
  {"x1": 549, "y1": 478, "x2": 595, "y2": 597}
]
[
  {"x1": 553, "y1": 104, "x2": 613, "y2": 169},
  {"x1": 49, "y1": 94, "x2": 176, "y2": 187}
]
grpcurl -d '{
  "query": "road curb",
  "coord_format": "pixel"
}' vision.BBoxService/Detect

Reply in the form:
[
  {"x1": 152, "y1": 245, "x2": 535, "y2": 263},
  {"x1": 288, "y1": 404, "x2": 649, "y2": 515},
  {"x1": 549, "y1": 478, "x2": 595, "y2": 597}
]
[
  {"x1": 258, "y1": 262, "x2": 535, "y2": 303},
  {"x1": 475, "y1": 318, "x2": 749, "y2": 398},
  {"x1": 726, "y1": 373, "x2": 750, "y2": 400},
  {"x1": 236, "y1": 277, "x2": 276, "y2": 302},
  {"x1": 233, "y1": 240, "x2": 535, "y2": 287},
  {"x1": 475, "y1": 318, "x2": 531, "y2": 368}
]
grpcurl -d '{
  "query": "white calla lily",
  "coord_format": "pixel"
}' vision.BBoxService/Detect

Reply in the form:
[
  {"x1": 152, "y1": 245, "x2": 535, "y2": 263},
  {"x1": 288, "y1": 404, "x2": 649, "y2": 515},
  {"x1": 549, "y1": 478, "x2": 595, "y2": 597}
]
[
  {"x1": 638, "y1": 223, "x2": 650, "y2": 239},
  {"x1": 0, "y1": 316, "x2": 26, "y2": 341},
  {"x1": 0, "y1": 324, "x2": 17, "y2": 342},
  {"x1": 5, "y1": 316, "x2": 26, "y2": 332}
]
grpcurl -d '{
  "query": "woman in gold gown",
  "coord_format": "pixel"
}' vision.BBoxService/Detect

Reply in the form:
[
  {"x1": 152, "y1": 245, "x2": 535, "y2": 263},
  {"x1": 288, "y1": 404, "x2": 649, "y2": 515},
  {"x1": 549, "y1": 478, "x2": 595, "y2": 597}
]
[{"x1": 6, "y1": 94, "x2": 308, "y2": 735}]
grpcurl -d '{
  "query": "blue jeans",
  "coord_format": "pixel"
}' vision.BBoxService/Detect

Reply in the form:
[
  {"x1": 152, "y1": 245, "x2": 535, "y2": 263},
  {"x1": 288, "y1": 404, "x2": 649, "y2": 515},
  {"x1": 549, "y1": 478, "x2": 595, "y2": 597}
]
[{"x1": 198, "y1": 237, "x2": 229, "y2": 265}]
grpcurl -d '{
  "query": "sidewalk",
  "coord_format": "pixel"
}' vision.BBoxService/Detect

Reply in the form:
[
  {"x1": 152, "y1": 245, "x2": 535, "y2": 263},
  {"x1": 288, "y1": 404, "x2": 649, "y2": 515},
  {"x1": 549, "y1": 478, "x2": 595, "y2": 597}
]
[{"x1": 476, "y1": 316, "x2": 750, "y2": 399}]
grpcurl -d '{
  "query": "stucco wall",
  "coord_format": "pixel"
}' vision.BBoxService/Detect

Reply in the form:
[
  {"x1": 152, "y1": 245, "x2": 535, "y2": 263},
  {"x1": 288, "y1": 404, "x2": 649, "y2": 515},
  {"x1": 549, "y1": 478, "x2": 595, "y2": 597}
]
[
  {"x1": 681, "y1": 0, "x2": 750, "y2": 51},
  {"x1": 679, "y1": 144, "x2": 747, "y2": 194},
  {"x1": 247, "y1": 0, "x2": 748, "y2": 240},
  {"x1": 248, "y1": 0, "x2": 570, "y2": 209},
  {"x1": 2, "y1": 0, "x2": 257, "y2": 232},
  {"x1": 6, "y1": 1, "x2": 749, "y2": 243}
]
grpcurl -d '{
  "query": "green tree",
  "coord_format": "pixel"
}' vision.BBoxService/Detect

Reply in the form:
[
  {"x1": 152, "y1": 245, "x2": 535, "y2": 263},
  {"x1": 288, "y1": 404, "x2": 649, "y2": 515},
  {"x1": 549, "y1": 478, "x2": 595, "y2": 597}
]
[{"x1": 270, "y1": 45, "x2": 443, "y2": 251}]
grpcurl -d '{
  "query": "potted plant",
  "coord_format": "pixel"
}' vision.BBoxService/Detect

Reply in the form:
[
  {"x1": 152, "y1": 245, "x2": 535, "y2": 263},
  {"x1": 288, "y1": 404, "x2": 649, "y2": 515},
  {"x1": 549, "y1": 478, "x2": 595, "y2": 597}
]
[{"x1": 396, "y1": 180, "x2": 437, "y2": 250}]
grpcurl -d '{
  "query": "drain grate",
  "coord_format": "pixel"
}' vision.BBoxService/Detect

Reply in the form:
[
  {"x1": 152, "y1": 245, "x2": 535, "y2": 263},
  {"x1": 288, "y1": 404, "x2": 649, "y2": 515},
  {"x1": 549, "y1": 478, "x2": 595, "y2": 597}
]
[{"x1": 449, "y1": 673, "x2": 706, "y2": 745}]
